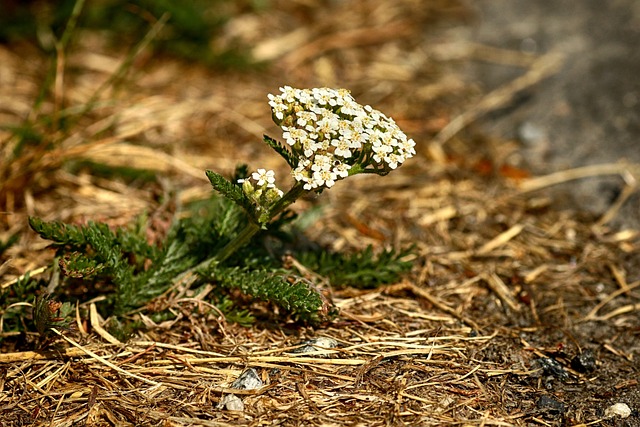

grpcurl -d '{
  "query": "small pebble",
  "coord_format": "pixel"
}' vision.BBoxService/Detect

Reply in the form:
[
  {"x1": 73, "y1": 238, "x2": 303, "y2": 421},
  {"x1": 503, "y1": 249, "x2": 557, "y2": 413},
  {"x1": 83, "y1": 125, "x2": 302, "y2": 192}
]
[
  {"x1": 518, "y1": 121, "x2": 547, "y2": 146},
  {"x1": 219, "y1": 394, "x2": 244, "y2": 411},
  {"x1": 231, "y1": 368, "x2": 263, "y2": 390},
  {"x1": 534, "y1": 357, "x2": 569, "y2": 380},
  {"x1": 537, "y1": 395, "x2": 566, "y2": 415},
  {"x1": 570, "y1": 350, "x2": 596, "y2": 373},
  {"x1": 217, "y1": 368, "x2": 263, "y2": 411},
  {"x1": 605, "y1": 402, "x2": 631, "y2": 419},
  {"x1": 291, "y1": 337, "x2": 338, "y2": 355}
]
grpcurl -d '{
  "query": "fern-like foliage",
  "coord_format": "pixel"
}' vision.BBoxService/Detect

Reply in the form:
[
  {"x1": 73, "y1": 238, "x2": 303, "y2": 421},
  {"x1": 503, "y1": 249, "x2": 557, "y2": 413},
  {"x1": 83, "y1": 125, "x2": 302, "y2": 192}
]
[
  {"x1": 263, "y1": 134, "x2": 298, "y2": 168},
  {"x1": 26, "y1": 176, "x2": 414, "y2": 328},
  {"x1": 28, "y1": 218, "x2": 90, "y2": 248},
  {"x1": 33, "y1": 292, "x2": 73, "y2": 337},
  {"x1": 27, "y1": 195, "x2": 253, "y2": 315},
  {"x1": 26, "y1": 192, "x2": 335, "y2": 322},
  {"x1": 215, "y1": 296, "x2": 255, "y2": 327},
  {"x1": 296, "y1": 245, "x2": 414, "y2": 289},
  {"x1": 205, "y1": 169, "x2": 256, "y2": 218},
  {"x1": 29, "y1": 217, "x2": 162, "y2": 314},
  {"x1": 212, "y1": 266, "x2": 334, "y2": 322},
  {"x1": 0, "y1": 272, "x2": 43, "y2": 340},
  {"x1": 59, "y1": 252, "x2": 106, "y2": 278}
]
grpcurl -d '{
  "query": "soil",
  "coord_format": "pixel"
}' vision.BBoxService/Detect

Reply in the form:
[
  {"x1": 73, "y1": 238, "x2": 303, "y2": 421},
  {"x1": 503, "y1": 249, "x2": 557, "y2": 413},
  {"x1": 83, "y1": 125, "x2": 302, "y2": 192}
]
[
  {"x1": 0, "y1": 1, "x2": 639, "y2": 426},
  {"x1": 467, "y1": 0, "x2": 640, "y2": 230}
]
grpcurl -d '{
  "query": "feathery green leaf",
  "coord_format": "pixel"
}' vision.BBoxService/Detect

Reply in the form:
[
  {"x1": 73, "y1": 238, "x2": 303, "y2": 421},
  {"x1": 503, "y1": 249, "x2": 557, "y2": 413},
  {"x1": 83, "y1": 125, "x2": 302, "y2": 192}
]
[
  {"x1": 263, "y1": 134, "x2": 298, "y2": 168},
  {"x1": 213, "y1": 266, "x2": 334, "y2": 322},
  {"x1": 297, "y1": 245, "x2": 414, "y2": 289},
  {"x1": 205, "y1": 169, "x2": 256, "y2": 217}
]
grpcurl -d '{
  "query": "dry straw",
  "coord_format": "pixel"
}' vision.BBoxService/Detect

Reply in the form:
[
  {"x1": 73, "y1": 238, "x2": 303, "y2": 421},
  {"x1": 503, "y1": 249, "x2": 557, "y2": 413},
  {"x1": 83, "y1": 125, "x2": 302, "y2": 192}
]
[{"x1": 1, "y1": 1, "x2": 638, "y2": 425}]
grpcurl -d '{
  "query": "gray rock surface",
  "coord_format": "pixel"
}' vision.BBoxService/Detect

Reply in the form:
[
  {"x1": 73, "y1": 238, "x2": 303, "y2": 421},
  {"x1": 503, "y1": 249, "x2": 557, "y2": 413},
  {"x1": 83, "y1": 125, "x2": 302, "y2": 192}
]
[{"x1": 468, "y1": 0, "x2": 640, "y2": 229}]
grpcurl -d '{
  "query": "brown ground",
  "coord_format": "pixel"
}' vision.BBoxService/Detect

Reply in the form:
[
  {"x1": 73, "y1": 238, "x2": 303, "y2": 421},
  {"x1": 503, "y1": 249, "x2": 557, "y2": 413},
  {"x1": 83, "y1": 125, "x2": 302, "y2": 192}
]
[{"x1": 0, "y1": 1, "x2": 639, "y2": 426}]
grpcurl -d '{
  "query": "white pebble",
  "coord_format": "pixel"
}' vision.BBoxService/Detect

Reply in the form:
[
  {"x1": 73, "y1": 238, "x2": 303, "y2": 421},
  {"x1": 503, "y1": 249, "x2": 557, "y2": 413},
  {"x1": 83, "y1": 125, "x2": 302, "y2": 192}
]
[
  {"x1": 605, "y1": 402, "x2": 631, "y2": 418},
  {"x1": 291, "y1": 337, "x2": 339, "y2": 355},
  {"x1": 219, "y1": 394, "x2": 244, "y2": 411},
  {"x1": 231, "y1": 368, "x2": 263, "y2": 390},
  {"x1": 217, "y1": 368, "x2": 263, "y2": 412}
]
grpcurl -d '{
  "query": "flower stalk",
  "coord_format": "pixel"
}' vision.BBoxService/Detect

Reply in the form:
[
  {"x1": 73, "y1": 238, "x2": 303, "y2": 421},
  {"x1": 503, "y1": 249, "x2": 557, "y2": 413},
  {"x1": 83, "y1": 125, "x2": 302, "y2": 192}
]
[
  {"x1": 213, "y1": 180, "x2": 306, "y2": 266},
  {"x1": 203, "y1": 86, "x2": 416, "y2": 269}
]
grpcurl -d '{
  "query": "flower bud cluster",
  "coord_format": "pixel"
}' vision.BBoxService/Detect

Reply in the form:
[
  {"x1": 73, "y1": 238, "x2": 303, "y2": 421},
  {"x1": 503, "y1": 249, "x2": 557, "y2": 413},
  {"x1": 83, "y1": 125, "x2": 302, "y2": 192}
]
[
  {"x1": 238, "y1": 168, "x2": 284, "y2": 209},
  {"x1": 268, "y1": 86, "x2": 416, "y2": 190}
]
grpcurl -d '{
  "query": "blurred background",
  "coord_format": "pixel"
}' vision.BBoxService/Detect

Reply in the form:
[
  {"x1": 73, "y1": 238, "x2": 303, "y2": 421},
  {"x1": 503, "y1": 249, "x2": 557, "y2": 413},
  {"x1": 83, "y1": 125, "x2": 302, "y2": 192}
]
[
  {"x1": 1, "y1": 0, "x2": 638, "y2": 240},
  {"x1": 469, "y1": 0, "x2": 640, "y2": 230}
]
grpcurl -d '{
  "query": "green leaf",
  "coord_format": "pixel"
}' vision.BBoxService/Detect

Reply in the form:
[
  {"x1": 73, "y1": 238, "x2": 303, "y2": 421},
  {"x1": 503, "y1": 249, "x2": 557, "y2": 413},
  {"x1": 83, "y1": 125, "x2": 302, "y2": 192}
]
[
  {"x1": 297, "y1": 245, "x2": 415, "y2": 289},
  {"x1": 215, "y1": 297, "x2": 255, "y2": 327},
  {"x1": 28, "y1": 216, "x2": 87, "y2": 248},
  {"x1": 263, "y1": 134, "x2": 298, "y2": 168},
  {"x1": 205, "y1": 170, "x2": 255, "y2": 216},
  {"x1": 33, "y1": 293, "x2": 72, "y2": 337},
  {"x1": 29, "y1": 217, "x2": 160, "y2": 315},
  {"x1": 213, "y1": 266, "x2": 334, "y2": 322},
  {"x1": 59, "y1": 252, "x2": 105, "y2": 278}
]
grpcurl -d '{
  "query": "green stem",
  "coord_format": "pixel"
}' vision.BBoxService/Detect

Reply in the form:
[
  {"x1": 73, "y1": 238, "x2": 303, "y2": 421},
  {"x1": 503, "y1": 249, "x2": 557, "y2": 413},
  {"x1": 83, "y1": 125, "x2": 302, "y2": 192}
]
[
  {"x1": 266, "y1": 181, "x2": 307, "y2": 220},
  {"x1": 184, "y1": 181, "x2": 308, "y2": 277},
  {"x1": 219, "y1": 181, "x2": 307, "y2": 264},
  {"x1": 212, "y1": 220, "x2": 261, "y2": 265}
]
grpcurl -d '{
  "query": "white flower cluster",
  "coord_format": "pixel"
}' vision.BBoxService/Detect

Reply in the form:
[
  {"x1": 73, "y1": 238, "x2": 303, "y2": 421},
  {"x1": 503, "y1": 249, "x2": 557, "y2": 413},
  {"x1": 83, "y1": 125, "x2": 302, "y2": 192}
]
[
  {"x1": 250, "y1": 169, "x2": 277, "y2": 189},
  {"x1": 238, "y1": 168, "x2": 284, "y2": 205},
  {"x1": 268, "y1": 86, "x2": 416, "y2": 190}
]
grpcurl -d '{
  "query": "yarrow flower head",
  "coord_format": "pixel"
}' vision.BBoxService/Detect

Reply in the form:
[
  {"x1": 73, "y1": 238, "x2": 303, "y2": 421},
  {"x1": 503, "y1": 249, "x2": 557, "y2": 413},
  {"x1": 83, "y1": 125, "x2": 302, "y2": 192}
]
[{"x1": 268, "y1": 86, "x2": 416, "y2": 191}]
